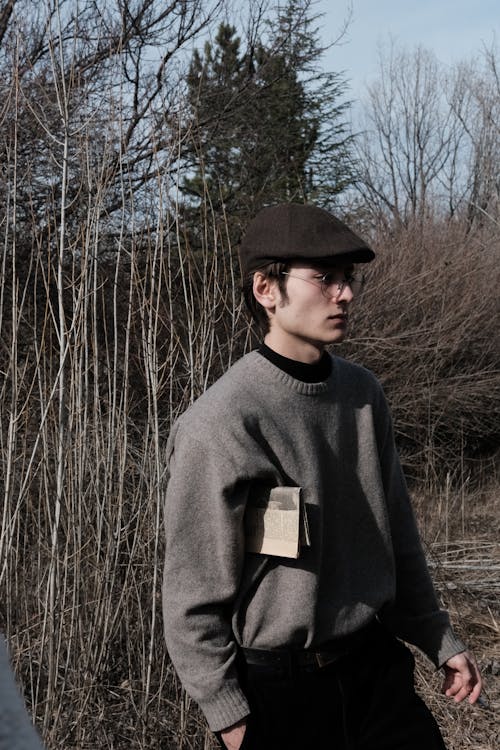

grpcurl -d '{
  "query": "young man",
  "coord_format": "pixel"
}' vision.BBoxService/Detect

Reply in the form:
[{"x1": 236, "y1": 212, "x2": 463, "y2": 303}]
[{"x1": 163, "y1": 203, "x2": 481, "y2": 750}]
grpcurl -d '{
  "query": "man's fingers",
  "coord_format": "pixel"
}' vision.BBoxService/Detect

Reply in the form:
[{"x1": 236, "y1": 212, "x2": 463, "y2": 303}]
[
  {"x1": 468, "y1": 661, "x2": 483, "y2": 704},
  {"x1": 468, "y1": 679, "x2": 482, "y2": 704},
  {"x1": 450, "y1": 683, "x2": 471, "y2": 702},
  {"x1": 442, "y1": 651, "x2": 483, "y2": 704},
  {"x1": 444, "y1": 675, "x2": 467, "y2": 700}
]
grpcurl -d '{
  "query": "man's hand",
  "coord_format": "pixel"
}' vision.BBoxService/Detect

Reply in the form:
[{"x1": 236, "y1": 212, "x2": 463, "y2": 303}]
[
  {"x1": 220, "y1": 717, "x2": 248, "y2": 750},
  {"x1": 442, "y1": 650, "x2": 482, "y2": 704}
]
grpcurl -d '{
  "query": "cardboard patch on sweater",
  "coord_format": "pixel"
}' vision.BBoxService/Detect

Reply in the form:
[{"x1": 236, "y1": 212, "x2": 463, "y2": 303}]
[{"x1": 245, "y1": 487, "x2": 310, "y2": 559}]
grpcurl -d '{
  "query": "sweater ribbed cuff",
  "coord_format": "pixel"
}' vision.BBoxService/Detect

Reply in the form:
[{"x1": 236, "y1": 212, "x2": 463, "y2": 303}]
[
  {"x1": 378, "y1": 608, "x2": 467, "y2": 668},
  {"x1": 201, "y1": 683, "x2": 251, "y2": 733},
  {"x1": 435, "y1": 630, "x2": 467, "y2": 669}
]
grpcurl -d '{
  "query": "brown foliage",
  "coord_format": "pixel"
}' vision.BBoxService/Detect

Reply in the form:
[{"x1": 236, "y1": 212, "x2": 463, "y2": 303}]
[{"x1": 342, "y1": 215, "x2": 500, "y2": 477}]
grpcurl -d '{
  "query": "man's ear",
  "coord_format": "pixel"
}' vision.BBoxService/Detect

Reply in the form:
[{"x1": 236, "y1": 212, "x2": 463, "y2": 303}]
[{"x1": 253, "y1": 272, "x2": 278, "y2": 311}]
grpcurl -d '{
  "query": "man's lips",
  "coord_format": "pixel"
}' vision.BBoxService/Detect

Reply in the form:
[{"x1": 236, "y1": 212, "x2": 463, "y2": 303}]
[{"x1": 328, "y1": 313, "x2": 348, "y2": 322}]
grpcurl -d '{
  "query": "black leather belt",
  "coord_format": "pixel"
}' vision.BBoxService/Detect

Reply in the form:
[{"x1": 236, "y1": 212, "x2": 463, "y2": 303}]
[{"x1": 241, "y1": 620, "x2": 380, "y2": 672}]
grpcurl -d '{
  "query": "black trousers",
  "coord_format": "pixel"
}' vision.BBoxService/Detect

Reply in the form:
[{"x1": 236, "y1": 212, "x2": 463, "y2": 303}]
[{"x1": 217, "y1": 626, "x2": 446, "y2": 750}]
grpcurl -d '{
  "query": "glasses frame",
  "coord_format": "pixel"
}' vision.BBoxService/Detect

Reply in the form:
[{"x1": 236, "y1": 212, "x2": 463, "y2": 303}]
[{"x1": 280, "y1": 270, "x2": 365, "y2": 299}]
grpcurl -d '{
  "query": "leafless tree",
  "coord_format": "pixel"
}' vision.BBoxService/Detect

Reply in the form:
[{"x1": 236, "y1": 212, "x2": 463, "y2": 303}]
[
  {"x1": 352, "y1": 42, "x2": 499, "y2": 230},
  {"x1": 448, "y1": 47, "x2": 500, "y2": 226}
]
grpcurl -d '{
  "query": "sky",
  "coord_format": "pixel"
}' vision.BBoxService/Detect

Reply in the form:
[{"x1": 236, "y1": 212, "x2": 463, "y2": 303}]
[{"x1": 316, "y1": 0, "x2": 499, "y2": 101}]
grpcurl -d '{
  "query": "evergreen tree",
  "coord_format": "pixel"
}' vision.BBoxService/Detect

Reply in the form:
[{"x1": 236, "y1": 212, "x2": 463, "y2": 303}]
[
  {"x1": 180, "y1": 0, "x2": 354, "y2": 222},
  {"x1": 183, "y1": 23, "x2": 248, "y2": 207}
]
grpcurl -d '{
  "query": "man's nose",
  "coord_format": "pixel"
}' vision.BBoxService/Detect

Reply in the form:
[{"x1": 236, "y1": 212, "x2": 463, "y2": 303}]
[{"x1": 335, "y1": 282, "x2": 354, "y2": 303}]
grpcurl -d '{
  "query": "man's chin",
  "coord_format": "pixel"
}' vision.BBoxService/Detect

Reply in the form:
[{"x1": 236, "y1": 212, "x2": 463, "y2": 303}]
[{"x1": 324, "y1": 330, "x2": 348, "y2": 345}]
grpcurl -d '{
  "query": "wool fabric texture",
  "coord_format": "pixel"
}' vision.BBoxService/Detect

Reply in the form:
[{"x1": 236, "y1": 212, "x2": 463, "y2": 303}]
[
  {"x1": 0, "y1": 636, "x2": 44, "y2": 750},
  {"x1": 162, "y1": 352, "x2": 465, "y2": 732}
]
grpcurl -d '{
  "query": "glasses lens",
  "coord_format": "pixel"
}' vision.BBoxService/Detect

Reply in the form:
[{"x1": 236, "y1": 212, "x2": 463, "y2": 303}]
[
  {"x1": 350, "y1": 275, "x2": 364, "y2": 296},
  {"x1": 321, "y1": 274, "x2": 365, "y2": 298}
]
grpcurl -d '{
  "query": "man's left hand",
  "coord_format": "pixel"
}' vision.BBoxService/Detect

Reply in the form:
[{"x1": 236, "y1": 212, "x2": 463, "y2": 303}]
[{"x1": 442, "y1": 650, "x2": 482, "y2": 704}]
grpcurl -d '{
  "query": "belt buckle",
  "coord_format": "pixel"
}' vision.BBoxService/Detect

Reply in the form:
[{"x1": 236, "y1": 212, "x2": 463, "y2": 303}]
[
  {"x1": 315, "y1": 651, "x2": 330, "y2": 669},
  {"x1": 315, "y1": 650, "x2": 342, "y2": 669}
]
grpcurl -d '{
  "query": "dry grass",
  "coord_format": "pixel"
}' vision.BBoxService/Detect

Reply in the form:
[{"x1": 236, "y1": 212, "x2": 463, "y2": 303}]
[{"x1": 413, "y1": 476, "x2": 500, "y2": 750}]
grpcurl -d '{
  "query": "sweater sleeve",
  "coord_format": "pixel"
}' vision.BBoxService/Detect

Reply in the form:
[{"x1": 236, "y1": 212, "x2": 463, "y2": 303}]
[
  {"x1": 374, "y1": 389, "x2": 466, "y2": 667},
  {"x1": 0, "y1": 635, "x2": 45, "y2": 750},
  {"x1": 162, "y1": 420, "x2": 251, "y2": 732}
]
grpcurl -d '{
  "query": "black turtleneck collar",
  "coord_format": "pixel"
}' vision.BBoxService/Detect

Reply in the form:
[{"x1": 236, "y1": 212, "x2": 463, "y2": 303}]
[{"x1": 258, "y1": 343, "x2": 332, "y2": 383}]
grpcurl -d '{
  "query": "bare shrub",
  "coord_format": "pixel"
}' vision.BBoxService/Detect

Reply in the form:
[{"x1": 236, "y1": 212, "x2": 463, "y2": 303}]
[{"x1": 342, "y1": 215, "x2": 500, "y2": 478}]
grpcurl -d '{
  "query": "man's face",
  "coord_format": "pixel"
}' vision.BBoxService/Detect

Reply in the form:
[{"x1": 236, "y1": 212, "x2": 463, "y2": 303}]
[{"x1": 265, "y1": 262, "x2": 357, "y2": 359}]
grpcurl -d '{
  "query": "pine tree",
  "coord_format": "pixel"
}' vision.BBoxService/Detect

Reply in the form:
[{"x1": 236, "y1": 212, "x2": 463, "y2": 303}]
[
  {"x1": 180, "y1": 0, "x2": 354, "y2": 221},
  {"x1": 183, "y1": 23, "x2": 248, "y2": 207}
]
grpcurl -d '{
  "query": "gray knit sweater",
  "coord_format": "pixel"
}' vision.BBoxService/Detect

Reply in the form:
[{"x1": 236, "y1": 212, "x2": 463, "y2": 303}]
[
  {"x1": 0, "y1": 636, "x2": 44, "y2": 750},
  {"x1": 162, "y1": 352, "x2": 465, "y2": 732}
]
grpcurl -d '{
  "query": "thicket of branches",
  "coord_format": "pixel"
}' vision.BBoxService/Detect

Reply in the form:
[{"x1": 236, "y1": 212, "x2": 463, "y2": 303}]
[
  {"x1": 343, "y1": 43, "x2": 500, "y2": 476},
  {"x1": 0, "y1": 1, "x2": 499, "y2": 747}
]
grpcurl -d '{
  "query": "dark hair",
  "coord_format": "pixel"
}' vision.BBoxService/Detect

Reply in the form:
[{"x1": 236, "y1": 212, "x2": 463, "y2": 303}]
[{"x1": 242, "y1": 261, "x2": 289, "y2": 334}]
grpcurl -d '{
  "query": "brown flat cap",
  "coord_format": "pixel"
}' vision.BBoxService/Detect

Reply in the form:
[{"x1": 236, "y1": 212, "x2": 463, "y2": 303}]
[{"x1": 239, "y1": 203, "x2": 375, "y2": 276}]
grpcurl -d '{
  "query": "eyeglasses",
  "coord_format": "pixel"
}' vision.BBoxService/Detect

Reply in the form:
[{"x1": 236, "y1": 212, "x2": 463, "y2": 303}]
[{"x1": 280, "y1": 271, "x2": 365, "y2": 299}]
